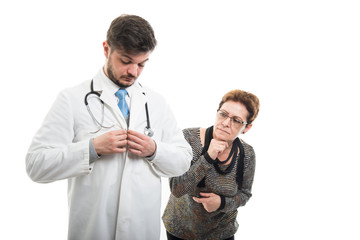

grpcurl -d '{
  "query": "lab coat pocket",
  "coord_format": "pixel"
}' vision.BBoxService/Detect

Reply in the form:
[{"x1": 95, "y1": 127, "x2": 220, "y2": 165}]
[{"x1": 76, "y1": 154, "x2": 123, "y2": 187}]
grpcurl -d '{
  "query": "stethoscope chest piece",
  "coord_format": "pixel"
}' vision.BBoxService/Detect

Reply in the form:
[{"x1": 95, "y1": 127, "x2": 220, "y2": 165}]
[{"x1": 144, "y1": 127, "x2": 154, "y2": 137}]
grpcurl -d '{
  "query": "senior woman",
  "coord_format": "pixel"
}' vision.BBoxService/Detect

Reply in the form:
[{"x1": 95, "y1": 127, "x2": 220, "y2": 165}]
[{"x1": 162, "y1": 89, "x2": 259, "y2": 240}]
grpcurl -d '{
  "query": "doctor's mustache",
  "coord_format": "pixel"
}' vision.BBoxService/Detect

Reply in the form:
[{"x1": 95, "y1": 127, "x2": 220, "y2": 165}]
[{"x1": 111, "y1": 74, "x2": 137, "y2": 88}]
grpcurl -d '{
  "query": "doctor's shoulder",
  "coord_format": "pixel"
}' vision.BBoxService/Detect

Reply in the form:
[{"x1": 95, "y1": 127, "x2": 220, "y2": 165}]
[
  {"x1": 49, "y1": 80, "x2": 92, "y2": 111},
  {"x1": 57, "y1": 80, "x2": 92, "y2": 99}
]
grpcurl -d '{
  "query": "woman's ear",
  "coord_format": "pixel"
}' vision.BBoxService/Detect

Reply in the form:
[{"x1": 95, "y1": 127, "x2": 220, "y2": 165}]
[{"x1": 242, "y1": 124, "x2": 252, "y2": 134}]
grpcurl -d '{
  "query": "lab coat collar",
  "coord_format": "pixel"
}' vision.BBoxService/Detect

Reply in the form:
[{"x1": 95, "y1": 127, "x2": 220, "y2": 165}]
[
  {"x1": 93, "y1": 68, "x2": 119, "y2": 94},
  {"x1": 127, "y1": 82, "x2": 147, "y2": 131},
  {"x1": 91, "y1": 68, "x2": 127, "y2": 127},
  {"x1": 91, "y1": 68, "x2": 147, "y2": 129},
  {"x1": 93, "y1": 68, "x2": 136, "y2": 97}
]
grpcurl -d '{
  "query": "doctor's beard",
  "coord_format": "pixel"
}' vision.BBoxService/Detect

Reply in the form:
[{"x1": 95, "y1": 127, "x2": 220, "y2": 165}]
[{"x1": 106, "y1": 61, "x2": 137, "y2": 88}]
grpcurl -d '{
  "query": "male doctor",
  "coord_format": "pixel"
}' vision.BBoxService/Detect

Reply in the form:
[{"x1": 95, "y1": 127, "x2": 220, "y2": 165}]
[{"x1": 26, "y1": 14, "x2": 192, "y2": 240}]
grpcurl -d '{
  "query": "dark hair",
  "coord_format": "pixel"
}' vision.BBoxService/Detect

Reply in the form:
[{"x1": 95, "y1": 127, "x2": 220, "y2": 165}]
[
  {"x1": 218, "y1": 89, "x2": 260, "y2": 125},
  {"x1": 106, "y1": 14, "x2": 157, "y2": 54}
]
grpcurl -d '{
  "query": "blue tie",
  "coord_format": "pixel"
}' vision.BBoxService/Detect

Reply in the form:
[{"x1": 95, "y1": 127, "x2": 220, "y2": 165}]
[{"x1": 115, "y1": 89, "x2": 129, "y2": 117}]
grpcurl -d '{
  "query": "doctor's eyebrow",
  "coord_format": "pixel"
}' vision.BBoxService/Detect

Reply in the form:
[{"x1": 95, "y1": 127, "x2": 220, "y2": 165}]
[{"x1": 121, "y1": 54, "x2": 149, "y2": 64}]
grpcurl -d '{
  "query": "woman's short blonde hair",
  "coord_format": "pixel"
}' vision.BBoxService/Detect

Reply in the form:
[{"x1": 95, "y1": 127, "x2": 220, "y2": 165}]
[{"x1": 218, "y1": 90, "x2": 260, "y2": 125}]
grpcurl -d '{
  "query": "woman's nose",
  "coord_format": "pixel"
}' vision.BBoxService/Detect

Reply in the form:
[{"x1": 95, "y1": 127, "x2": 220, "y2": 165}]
[{"x1": 222, "y1": 117, "x2": 231, "y2": 126}]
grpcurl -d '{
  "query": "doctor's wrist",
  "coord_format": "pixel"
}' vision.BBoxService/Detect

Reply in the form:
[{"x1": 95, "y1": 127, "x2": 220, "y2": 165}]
[
  {"x1": 145, "y1": 141, "x2": 157, "y2": 161},
  {"x1": 89, "y1": 138, "x2": 101, "y2": 164}
]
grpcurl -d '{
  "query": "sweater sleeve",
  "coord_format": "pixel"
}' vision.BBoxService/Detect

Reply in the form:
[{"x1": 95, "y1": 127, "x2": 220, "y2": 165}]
[
  {"x1": 168, "y1": 128, "x2": 212, "y2": 197},
  {"x1": 220, "y1": 145, "x2": 256, "y2": 212},
  {"x1": 169, "y1": 155, "x2": 213, "y2": 198}
]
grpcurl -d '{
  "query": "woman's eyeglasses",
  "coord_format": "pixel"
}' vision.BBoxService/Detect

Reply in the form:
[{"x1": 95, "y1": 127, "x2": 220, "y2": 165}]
[{"x1": 217, "y1": 110, "x2": 247, "y2": 127}]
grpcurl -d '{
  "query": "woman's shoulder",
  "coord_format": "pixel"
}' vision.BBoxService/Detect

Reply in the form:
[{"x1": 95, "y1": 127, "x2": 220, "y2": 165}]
[
  {"x1": 239, "y1": 138, "x2": 253, "y2": 151},
  {"x1": 182, "y1": 127, "x2": 201, "y2": 138},
  {"x1": 239, "y1": 138, "x2": 256, "y2": 162},
  {"x1": 182, "y1": 127, "x2": 204, "y2": 159}
]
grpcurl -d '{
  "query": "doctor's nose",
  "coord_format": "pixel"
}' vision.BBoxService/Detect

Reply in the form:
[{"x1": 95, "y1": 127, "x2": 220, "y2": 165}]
[{"x1": 127, "y1": 64, "x2": 139, "y2": 77}]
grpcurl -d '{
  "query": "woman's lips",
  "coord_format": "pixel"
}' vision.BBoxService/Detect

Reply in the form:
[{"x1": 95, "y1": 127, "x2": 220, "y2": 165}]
[{"x1": 217, "y1": 127, "x2": 229, "y2": 135}]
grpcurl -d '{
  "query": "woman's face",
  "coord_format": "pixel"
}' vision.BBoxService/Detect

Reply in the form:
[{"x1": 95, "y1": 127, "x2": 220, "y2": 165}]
[{"x1": 213, "y1": 100, "x2": 251, "y2": 142}]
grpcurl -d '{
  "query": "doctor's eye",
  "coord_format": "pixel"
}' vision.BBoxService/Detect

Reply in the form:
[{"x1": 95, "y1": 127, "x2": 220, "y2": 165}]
[{"x1": 121, "y1": 60, "x2": 131, "y2": 65}]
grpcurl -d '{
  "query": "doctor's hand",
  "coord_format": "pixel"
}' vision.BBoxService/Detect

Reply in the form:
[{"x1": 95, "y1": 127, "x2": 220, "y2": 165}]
[
  {"x1": 127, "y1": 130, "x2": 156, "y2": 157},
  {"x1": 93, "y1": 130, "x2": 128, "y2": 155},
  {"x1": 193, "y1": 192, "x2": 221, "y2": 213}
]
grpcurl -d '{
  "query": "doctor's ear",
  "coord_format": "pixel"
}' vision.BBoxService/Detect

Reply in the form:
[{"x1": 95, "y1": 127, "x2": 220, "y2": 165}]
[{"x1": 103, "y1": 41, "x2": 110, "y2": 58}]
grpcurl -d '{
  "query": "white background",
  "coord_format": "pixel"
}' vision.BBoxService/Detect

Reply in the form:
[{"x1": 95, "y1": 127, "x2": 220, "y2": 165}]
[{"x1": 1, "y1": 0, "x2": 359, "y2": 239}]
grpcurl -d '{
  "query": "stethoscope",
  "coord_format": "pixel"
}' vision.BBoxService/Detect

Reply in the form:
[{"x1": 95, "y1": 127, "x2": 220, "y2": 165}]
[{"x1": 84, "y1": 80, "x2": 154, "y2": 137}]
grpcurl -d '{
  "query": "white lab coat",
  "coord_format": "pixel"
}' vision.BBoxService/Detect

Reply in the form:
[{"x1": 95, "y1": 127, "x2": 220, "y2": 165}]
[{"x1": 26, "y1": 69, "x2": 192, "y2": 240}]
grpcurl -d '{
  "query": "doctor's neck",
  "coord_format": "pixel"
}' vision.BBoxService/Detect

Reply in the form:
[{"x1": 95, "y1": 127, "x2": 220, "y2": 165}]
[{"x1": 102, "y1": 66, "x2": 137, "y2": 89}]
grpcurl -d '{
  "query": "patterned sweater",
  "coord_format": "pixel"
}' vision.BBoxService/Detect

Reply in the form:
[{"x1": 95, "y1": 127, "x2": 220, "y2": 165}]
[{"x1": 162, "y1": 128, "x2": 256, "y2": 240}]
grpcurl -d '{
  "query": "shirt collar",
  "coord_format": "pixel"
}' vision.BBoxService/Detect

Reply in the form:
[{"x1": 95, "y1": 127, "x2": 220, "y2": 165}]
[{"x1": 100, "y1": 67, "x2": 136, "y2": 99}]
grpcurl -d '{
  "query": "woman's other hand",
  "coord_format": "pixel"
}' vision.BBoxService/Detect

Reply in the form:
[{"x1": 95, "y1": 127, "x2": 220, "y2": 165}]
[{"x1": 193, "y1": 192, "x2": 221, "y2": 212}]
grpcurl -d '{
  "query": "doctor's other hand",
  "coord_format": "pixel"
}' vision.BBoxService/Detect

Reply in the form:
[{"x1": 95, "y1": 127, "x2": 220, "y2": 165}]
[
  {"x1": 193, "y1": 192, "x2": 221, "y2": 213},
  {"x1": 127, "y1": 130, "x2": 156, "y2": 157},
  {"x1": 93, "y1": 130, "x2": 128, "y2": 155}
]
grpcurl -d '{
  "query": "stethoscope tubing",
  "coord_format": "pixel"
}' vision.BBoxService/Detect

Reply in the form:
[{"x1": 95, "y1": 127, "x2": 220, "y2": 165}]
[{"x1": 85, "y1": 79, "x2": 153, "y2": 137}]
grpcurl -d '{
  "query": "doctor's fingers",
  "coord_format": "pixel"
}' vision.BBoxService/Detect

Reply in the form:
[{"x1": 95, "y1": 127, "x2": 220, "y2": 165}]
[
  {"x1": 107, "y1": 129, "x2": 128, "y2": 138},
  {"x1": 127, "y1": 137, "x2": 156, "y2": 157},
  {"x1": 95, "y1": 130, "x2": 127, "y2": 143},
  {"x1": 93, "y1": 135, "x2": 127, "y2": 155},
  {"x1": 127, "y1": 130, "x2": 152, "y2": 147},
  {"x1": 94, "y1": 140, "x2": 127, "y2": 155},
  {"x1": 127, "y1": 130, "x2": 147, "y2": 140}
]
